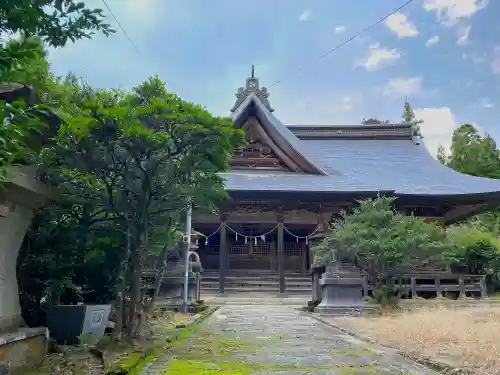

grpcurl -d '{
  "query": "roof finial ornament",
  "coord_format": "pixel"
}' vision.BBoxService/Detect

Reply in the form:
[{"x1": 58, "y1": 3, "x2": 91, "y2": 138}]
[{"x1": 230, "y1": 65, "x2": 274, "y2": 113}]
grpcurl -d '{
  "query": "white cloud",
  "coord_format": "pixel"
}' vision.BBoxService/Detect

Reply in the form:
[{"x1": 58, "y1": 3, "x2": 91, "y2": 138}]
[
  {"x1": 385, "y1": 12, "x2": 419, "y2": 38},
  {"x1": 423, "y1": 0, "x2": 488, "y2": 26},
  {"x1": 342, "y1": 96, "x2": 353, "y2": 111},
  {"x1": 335, "y1": 26, "x2": 346, "y2": 33},
  {"x1": 414, "y1": 107, "x2": 459, "y2": 155},
  {"x1": 381, "y1": 77, "x2": 424, "y2": 99},
  {"x1": 298, "y1": 9, "x2": 312, "y2": 21},
  {"x1": 425, "y1": 36, "x2": 440, "y2": 47},
  {"x1": 355, "y1": 43, "x2": 401, "y2": 71},
  {"x1": 462, "y1": 51, "x2": 486, "y2": 64},
  {"x1": 456, "y1": 24, "x2": 471, "y2": 45},
  {"x1": 492, "y1": 46, "x2": 500, "y2": 74}
]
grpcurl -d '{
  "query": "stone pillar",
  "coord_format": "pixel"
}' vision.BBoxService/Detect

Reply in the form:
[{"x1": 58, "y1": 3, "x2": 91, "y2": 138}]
[
  {"x1": 315, "y1": 261, "x2": 367, "y2": 315},
  {"x1": 310, "y1": 264, "x2": 325, "y2": 304},
  {"x1": 458, "y1": 275, "x2": 466, "y2": 299},
  {"x1": 0, "y1": 166, "x2": 55, "y2": 331},
  {"x1": 218, "y1": 215, "x2": 227, "y2": 295},
  {"x1": 480, "y1": 275, "x2": 487, "y2": 299},
  {"x1": 277, "y1": 215, "x2": 285, "y2": 294}
]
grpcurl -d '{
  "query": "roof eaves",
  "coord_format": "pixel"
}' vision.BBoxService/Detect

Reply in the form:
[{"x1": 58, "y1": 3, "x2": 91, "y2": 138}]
[{"x1": 251, "y1": 98, "x2": 329, "y2": 176}]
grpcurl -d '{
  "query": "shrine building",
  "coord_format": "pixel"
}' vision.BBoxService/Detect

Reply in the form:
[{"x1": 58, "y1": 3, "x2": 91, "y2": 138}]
[{"x1": 193, "y1": 69, "x2": 500, "y2": 295}]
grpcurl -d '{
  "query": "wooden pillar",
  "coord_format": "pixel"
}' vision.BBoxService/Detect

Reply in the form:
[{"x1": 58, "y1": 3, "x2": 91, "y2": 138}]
[
  {"x1": 480, "y1": 275, "x2": 487, "y2": 299},
  {"x1": 218, "y1": 215, "x2": 227, "y2": 295},
  {"x1": 435, "y1": 277, "x2": 442, "y2": 298},
  {"x1": 458, "y1": 275, "x2": 466, "y2": 299},
  {"x1": 277, "y1": 214, "x2": 285, "y2": 294},
  {"x1": 270, "y1": 241, "x2": 277, "y2": 270},
  {"x1": 362, "y1": 274, "x2": 369, "y2": 298},
  {"x1": 411, "y1": 276, "x2": 417, "y2": 299}
]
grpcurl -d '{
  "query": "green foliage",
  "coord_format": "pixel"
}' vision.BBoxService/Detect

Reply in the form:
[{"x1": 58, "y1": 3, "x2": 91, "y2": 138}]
[
  {"x1": 402, "y1": 100, "x2": 423, "y2": 137},
  {"x1": 361, "y1": 117, "x2": 389, "y2": 125},
  {"x1": 22, "y1": 74, "x2": 244, "y2": 337},
  {"x1": 447, "y1": 225, "x2": 500, "y2": 291},
  {"x1": 437, "y1": 144, "x2": 447, "y2": 164},
  {"x1": 0, "y1": 38, "x2": 54, "y2": 180},
  {"x1": 443, "y1": 124, "x2": 500, "y2": 179},
  {"x1": 18, "y1": 202, "x2": 123, "y2": 326},
  {"x1": 1, "y1": 0, "x2": 114, "y2": 73},
  {"x1": 313, "y1": 197, "x2": 450, "y2": 282}
]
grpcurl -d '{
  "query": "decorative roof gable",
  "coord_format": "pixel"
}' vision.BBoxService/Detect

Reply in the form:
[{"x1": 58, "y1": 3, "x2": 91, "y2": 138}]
[
  {"x1": 230, "y1": 117, "x2": 300, "y2": 172},
  {"x1": 230, "y1": 65, "x2": 274, "y2": 113},
  {"x1": 229, "y1": 68, "x2": 326, "y2": 176}
]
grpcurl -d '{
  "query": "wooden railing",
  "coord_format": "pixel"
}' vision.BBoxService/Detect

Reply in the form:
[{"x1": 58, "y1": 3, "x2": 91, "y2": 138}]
[{"x1": 360, "y1": 271, "x2": 487, "y2": 299}]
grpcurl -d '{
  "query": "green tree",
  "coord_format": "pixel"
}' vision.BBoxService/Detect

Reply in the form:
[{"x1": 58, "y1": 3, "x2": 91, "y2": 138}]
[
  {"x1": 446, "y1": 225, "x2": 500, "y2": 292},
  {"x1": 40, "y1": 75, "x2": 245, "y2": 338},
  {"x1": 1, "y1": 0, "x2": 114, "y2": 73},
  {"x1": 402, "y1": 100, "x2": 423, "y2": 137},
  {"x1": 437, "y1": 144, "x2": 447, "y2": 164},
  {"x1": 445, "y1": 124, "x2": 500, "y2": 179},
  {"x1": 361, "y1": 117, "x2": 389, "y2": 125},
  {"x1": 313, "y1": 197, "x2": 450, "y2": 304},
  {"x1": 0, "y1": 38, "x2": 58, "y2": 180}
]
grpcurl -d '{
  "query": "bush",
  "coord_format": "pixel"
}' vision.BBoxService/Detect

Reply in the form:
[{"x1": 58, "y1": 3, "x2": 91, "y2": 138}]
[{"x1": 447, "y1": 226, "x2": 500, "y2": 292}]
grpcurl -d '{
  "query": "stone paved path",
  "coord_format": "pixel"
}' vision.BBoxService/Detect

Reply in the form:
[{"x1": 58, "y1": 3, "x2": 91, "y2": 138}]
[{"x1": 153, "y1": 305, "x2": 440, "y2": 374}]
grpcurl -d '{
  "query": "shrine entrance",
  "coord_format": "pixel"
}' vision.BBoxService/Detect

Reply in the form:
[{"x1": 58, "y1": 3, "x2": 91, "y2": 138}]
[{"x1": 195, "y1": 222, "x2": 314, "y2": 272}]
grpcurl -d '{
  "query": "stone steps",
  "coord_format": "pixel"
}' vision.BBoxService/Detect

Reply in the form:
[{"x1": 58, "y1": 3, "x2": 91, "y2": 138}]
[
  {"x1": 201, "y1": 277, "x2": 311, "y2": 285},
  {"x1": 201, "y1": 270, "x2": 312, "y2": 296},
  {"x1": 202, "y1": 286, "x2": 311, "y2": 294}
]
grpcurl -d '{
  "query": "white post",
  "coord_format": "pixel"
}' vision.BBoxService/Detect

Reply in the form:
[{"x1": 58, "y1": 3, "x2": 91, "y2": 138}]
[{"x1": 182, "y1": 202, "x2": 192, "y2": 313}]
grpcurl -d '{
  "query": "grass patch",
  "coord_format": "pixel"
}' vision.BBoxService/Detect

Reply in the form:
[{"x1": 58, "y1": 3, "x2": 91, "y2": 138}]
[
  {"x1": 107, "y1": 306, "x2": 218, "y2": 374},
  {"x1": 164, "y1": 359, "x2": 382, "y2": 375},
  {"x1": 340, "y1": 306, "x2": 500, "y2": 375},
  {"x1": 328, "y1": 348, "x2": 377, "y2": 358}
]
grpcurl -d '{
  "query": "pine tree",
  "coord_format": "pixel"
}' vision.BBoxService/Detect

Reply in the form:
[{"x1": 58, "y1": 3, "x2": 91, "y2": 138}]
[
  {"x1": 437, "y1": 144, "x2": 447, "y2": 164},
  {"x1": 402, "y1": 100, "x2": 423, "y2": 138}
]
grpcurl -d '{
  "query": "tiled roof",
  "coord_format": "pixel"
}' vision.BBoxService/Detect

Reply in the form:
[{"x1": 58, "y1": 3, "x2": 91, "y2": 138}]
[
  {"x1": 222, "y1": 136, "x2": 500, "y2": 196},
  {"x1": 224, "y1": 83, "x2": 500, "y2": 198}
]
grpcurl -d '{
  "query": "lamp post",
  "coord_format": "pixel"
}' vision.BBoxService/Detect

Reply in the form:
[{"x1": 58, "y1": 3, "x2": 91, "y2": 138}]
[{"x1": 182, "y1": 202, "x2": 192, "y2": 313}]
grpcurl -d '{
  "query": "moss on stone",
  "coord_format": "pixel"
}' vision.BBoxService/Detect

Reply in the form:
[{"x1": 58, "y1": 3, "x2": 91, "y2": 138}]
[
  {"x1": 328, "y1": 347, "x2": 378, "y2": 358},
  {"x1": 163, "y1": 359, "x2": 372, "y2": 375}
]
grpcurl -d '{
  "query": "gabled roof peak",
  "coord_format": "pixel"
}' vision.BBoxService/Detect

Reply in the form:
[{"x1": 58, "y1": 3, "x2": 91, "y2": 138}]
[{"x1": 230, "y1": 65, "x2": 274, "y2": 113}]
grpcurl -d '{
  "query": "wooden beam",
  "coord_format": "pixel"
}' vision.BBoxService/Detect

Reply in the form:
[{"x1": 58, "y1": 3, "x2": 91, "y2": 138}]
[
  {"x1": 219, "y1": 214, "x2": 227, "y2": 295},
  {"x1": 277, "y1": 213, "x2": 285, "y2": 294}
]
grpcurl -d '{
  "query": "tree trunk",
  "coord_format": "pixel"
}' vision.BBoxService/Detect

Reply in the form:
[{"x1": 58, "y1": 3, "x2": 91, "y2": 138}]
[
  {"x1": 145, "y1": 243, "x2": 170, "y2": 314},
  {"x1": 128, "y1": 210, "x2": 149, "y2": 338},
  {"x1": 127, "y1": 241, "x2": 143, "y2": 337},
  {"x1": 111, "y1": 220, "x2": 132, "y2": 341}
]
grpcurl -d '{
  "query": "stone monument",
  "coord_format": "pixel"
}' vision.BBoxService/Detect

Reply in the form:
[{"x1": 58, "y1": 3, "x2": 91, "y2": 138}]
[
  {"x1": 315, "y1": 249, "x2": 368, "y2": 315},
  {"x1": 0, "y1": 166, "x2": 55, "y2": 373}
]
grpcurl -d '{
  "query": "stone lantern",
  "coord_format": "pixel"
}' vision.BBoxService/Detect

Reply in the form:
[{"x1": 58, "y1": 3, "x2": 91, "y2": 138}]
[
  {"x1": 0, "y1": 83, "x2": 60, "y2": 373},
  {"x1": 314, "y1": 252, "x2": 368, "y2": 315}
]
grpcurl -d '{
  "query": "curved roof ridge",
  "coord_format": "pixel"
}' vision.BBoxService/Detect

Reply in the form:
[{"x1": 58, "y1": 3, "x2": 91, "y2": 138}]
[
  {"x1": 416, "y1": 138, "x2": 500, "y2": 188},
  {"x1": 231, "y1": 93, "x2": 329, "y2": 176}
]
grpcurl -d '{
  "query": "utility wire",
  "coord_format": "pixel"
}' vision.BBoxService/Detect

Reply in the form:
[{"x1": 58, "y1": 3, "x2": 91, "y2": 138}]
[
  {"x1": 101, "y1": 0, "x2": 141, "y2": 55},
  {"x1": 269, "y1": 0, "x2": 415, "y2": 87}
]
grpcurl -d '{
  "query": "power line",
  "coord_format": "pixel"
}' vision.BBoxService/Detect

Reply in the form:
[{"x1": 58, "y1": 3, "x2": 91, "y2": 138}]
[
  {"x1": 269, "y1": 0, "x2": 415, "y2": 87},
  {"x1": 101, "y1": 0, "x2": 141, "y2": 55}
]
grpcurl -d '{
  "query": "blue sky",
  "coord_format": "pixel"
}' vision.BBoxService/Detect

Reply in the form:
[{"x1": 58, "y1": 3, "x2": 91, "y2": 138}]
[{"x1": 47, "y1": 0, "x2": 500, "y2": 155}]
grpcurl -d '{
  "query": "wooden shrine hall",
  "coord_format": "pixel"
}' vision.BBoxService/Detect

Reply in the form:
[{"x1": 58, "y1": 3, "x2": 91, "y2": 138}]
[{"x1": 192, "y1": 68, "x2": 500, "y2": 295}]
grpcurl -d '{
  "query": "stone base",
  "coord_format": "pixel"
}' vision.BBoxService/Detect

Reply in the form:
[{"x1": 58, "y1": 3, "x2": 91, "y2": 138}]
[{"x1": 0, "y1": 327, "x2": 49, "y2": 374}]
